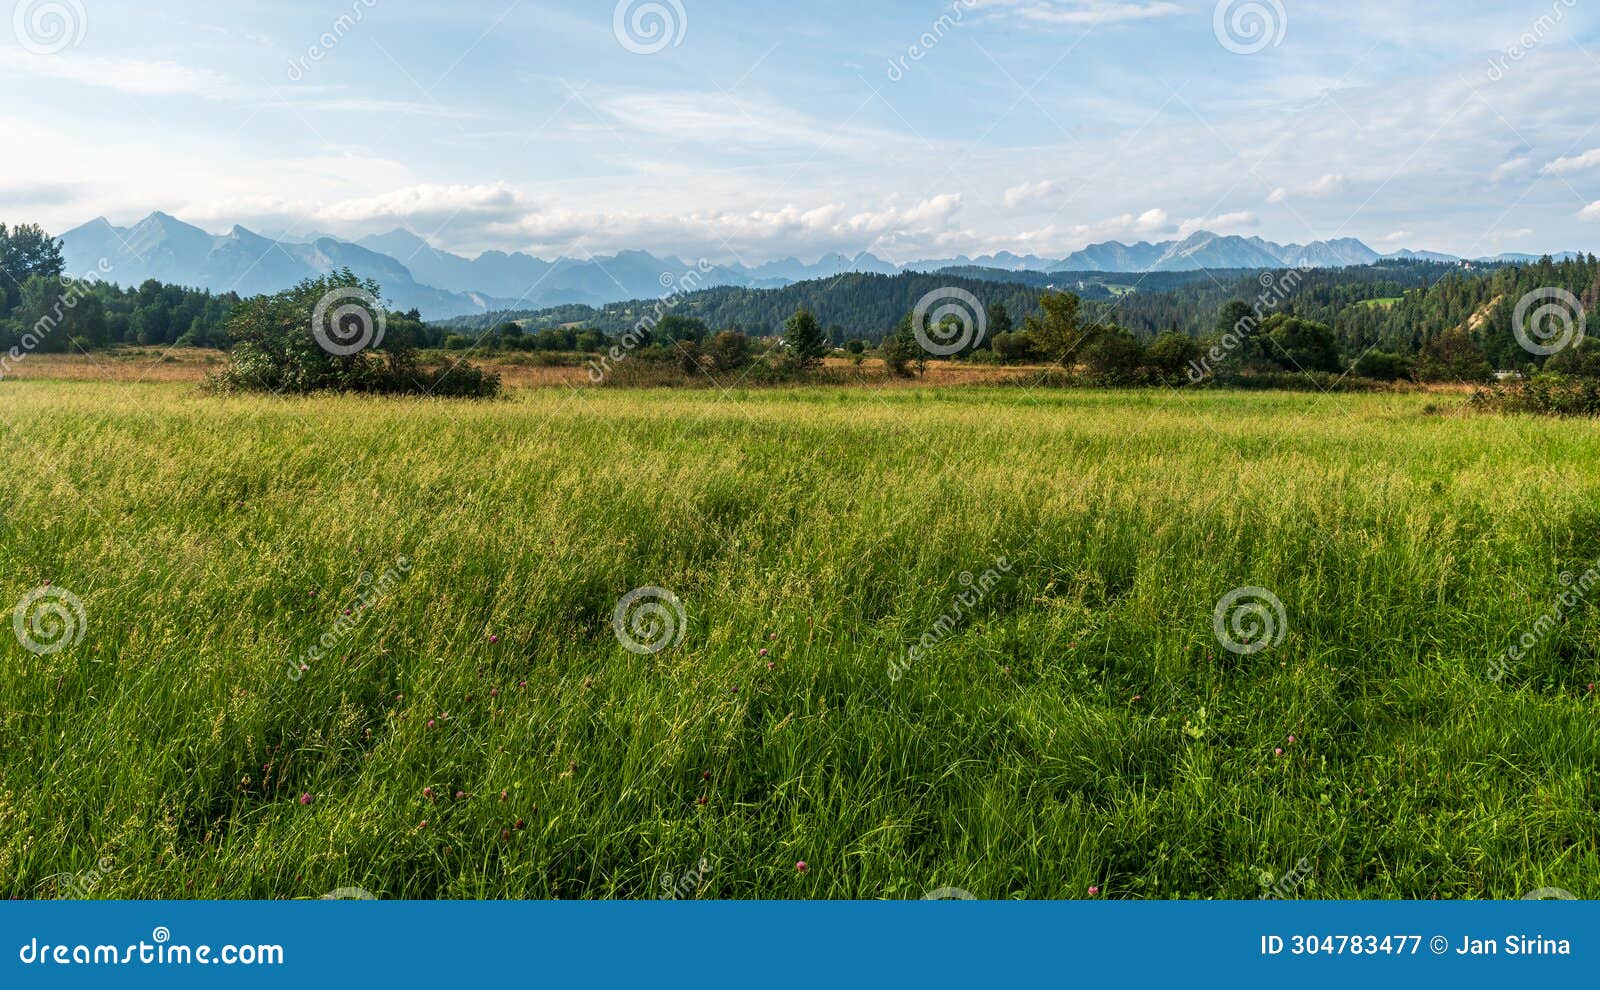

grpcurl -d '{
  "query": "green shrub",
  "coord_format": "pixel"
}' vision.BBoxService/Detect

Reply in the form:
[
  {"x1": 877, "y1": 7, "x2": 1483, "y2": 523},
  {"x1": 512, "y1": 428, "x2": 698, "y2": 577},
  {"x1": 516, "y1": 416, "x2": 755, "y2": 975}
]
[{"x1": 206, "y1": 271, "x2": 500, "y2": 398}]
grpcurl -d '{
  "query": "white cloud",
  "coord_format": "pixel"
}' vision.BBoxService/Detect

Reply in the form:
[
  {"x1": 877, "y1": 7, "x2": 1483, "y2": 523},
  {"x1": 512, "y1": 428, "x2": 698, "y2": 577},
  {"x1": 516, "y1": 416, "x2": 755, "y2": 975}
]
[
  {"x1": 0, "y1": 52, "x2": 229, "y2": 96},
  {"x1": 1579, "y1": 202, "x2": 1600, "y2": 223},
  {"x1": 1266, "y1": 173, "x2": 1347, "y2": 203},
  {"x1": 1003, "y1": 179, "x2": 1060, "y2": 208},
  {"x1": 973, "y1": 0, "x2": 1185, "y2": 26},
  {"x1": 1178, "y1": 211, "x2": 1258, "y2": 236},
  {"x1": 1542, "y1": 149, "x2": 1600, "y2": 175},
  {"x1": 317, "y1": 182, "x2": 531, "y2": 227},
  {"x1": 597, "y1": 92, "x2": 900, "y2": 155},
  {"x1": 1380, "y1": 230, "x2": 1412, "y2": 244},
  {"x1": 1491, "y1": 156, "x2": 1533, "y2": 181},
  {"x1": 1304, "y1": 173, "x2": 1347, "y2": 198}
]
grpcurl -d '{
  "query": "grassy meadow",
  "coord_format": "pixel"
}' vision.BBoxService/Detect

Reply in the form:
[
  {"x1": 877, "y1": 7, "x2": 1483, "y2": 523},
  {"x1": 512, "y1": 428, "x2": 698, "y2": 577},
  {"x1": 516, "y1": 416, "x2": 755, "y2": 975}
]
[{"x1": 1, "y1": 376, "x2": 1597, "y2": 899}]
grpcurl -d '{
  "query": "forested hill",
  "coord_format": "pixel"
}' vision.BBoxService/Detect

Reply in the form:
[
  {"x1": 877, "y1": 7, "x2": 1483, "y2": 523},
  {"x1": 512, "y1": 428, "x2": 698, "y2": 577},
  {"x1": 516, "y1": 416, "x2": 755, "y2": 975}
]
[
  {"x1": 439, "y1": 269, "x2": 1229, "y2": 340},
  {"x1": 442, "y1": 259, "x2": 1514, "y2": 347}
]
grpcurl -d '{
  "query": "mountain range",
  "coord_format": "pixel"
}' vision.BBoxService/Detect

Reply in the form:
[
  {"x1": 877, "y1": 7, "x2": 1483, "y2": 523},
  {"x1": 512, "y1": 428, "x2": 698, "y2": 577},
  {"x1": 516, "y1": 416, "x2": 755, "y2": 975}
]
[{"x1": 57, "y1": 213, "x2": 1572, "y2": 321}]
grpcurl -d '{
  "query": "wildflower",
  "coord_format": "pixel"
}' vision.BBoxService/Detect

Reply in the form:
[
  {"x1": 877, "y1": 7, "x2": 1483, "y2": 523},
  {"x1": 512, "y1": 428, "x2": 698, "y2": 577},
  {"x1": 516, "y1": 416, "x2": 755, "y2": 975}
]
[
  {"x1": 766, "y1": 661, "x2": 775, "y2": 670},
  {"x1": 490, "y1": 635, "x2": 499, "y2": 644},
  {"x1": 795, "y1": 861, "x2": 807, "y2": 873},
  {"x1": 514, "y1": 819, "x2": 526, "y2": 830},
  {"x1": 759, "y1": 648, "x2": 769, "y2": 658},
  {"x1": 1287, "y1": 735, "x2": 1296, "y2": 744},
  {"x1": 490, "y1": 687, "x2": 499, "y2": 698},
  {"x1": 299, "y1": 793, "x2": 313, "y2": 805},
  {"x1": 455, "y1": 791, "x2": 465, "y2": 800},
  {"x1": 1088, "y1": 885, "x2": 1100, "y2": 896},
  {"x1": 696, "y1": 795, "x2": 708, "y2": 806},
  {"x1": 418, "y1": 820, "x2": 428, "y2": 830},
  {"x1": 701, "y1": 771, "x2": 712, "y2": 780},
  {"x1": 423, "y1": 786, "x2": 435, "y2": 800},
  {"x1": 426, "y1": 719, "x2": 436, "y2": 729},
  {"x1": 1274, "y1": 748, "x2": 1284, "y2": 756},
  {"x1": 499, "y1": 790, "x2": 508, "y2": 802},
  {"x1": 769, "y1": 633, "x2": 778, "y2": 641}
]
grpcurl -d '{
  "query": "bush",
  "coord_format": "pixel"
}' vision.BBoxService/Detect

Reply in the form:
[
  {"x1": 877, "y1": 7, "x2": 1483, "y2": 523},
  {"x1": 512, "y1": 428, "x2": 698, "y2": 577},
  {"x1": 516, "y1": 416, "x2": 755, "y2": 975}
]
[
  {"x1": 1543, "y1": 339, "x2": 1600, "y2": 378},
  {"x1": 1143, "y1": 331, "x2": 1200, "y2": 383},
  {"x1": 706, "y1": 330, "x2": 753, "y2": 372},
  {"x1": 1414, "y1": 326, "x2": 1492, "y2": 383},
  {"x1": 206, "y1": 272, "x2": 501, "y2": 398},
  {"x1": 1353, "y1": 351, "x2": 1413, "y2": 381},
  {"x1": 1471, "y1": 376, "x2": 1600, "y2": 416}
]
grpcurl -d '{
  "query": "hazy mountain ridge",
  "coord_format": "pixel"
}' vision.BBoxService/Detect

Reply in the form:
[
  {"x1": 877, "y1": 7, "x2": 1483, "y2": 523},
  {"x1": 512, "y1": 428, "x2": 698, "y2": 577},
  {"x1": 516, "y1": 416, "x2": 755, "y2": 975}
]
[{"x1": 57, "y1": 212, "x2": 1575, "y2": 321}]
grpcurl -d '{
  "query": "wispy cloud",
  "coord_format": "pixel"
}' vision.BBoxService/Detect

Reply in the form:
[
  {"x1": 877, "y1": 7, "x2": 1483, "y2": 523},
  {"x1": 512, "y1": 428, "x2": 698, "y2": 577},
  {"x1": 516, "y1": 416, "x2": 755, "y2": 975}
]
[
  {"x1": 1543, "y1": 148, "x2": 1600, "y2": 175},
  {"x1": 0, "y1": 52, "x2": 229, "y2": 97},
  {"x1": 972, "y1": 0, "x2": 1185, "y2": 26}
]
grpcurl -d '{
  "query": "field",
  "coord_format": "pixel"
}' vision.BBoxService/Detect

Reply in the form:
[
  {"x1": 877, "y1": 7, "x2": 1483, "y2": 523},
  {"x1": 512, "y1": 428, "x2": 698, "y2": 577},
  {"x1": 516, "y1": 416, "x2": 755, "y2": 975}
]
[{"x1": 2, "y1": 375, "x2": 1597, "y2": 900}]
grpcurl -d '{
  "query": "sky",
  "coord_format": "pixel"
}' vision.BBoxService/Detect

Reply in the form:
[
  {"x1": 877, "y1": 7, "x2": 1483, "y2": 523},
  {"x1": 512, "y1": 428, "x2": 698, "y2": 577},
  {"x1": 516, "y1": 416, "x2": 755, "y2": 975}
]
[{"x1": 5, "y1": 0, "x2": 1600, "y2": 264}]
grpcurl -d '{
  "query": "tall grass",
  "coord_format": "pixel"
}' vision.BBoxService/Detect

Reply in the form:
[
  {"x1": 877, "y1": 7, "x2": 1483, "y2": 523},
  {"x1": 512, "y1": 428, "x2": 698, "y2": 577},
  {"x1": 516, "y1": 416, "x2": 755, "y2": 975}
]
[{"x1": 0, "y1": 381, "x2": 1596, "y2": 899}]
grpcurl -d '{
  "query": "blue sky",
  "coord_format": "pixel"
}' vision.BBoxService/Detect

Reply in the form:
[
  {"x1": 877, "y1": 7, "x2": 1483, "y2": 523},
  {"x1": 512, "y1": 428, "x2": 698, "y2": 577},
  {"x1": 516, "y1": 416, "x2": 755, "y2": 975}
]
[{"x1": 6, "y1": 0, "x2": 1600, "y2": 262}]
